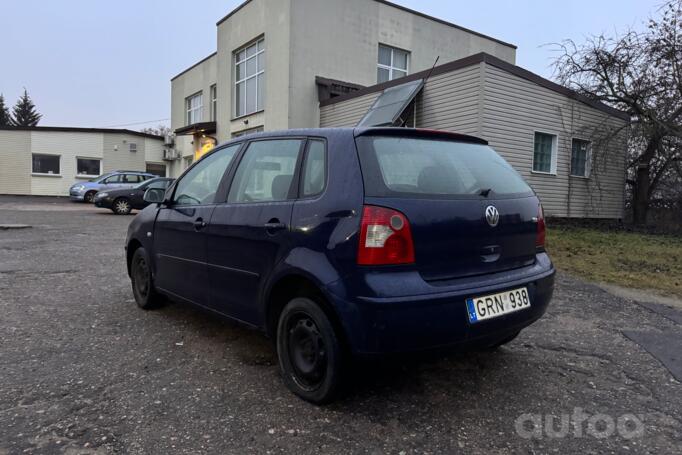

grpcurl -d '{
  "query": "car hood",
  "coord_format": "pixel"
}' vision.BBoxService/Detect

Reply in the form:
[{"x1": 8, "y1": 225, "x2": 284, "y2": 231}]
[{"x1": 71, "y1": 181, "x2": 99, "y2": 189}]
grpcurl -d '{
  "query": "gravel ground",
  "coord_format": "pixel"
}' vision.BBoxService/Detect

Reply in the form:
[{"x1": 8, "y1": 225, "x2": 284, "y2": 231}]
[{"x1": 0, "y1": 197, "x2": 681, "y2": 454}]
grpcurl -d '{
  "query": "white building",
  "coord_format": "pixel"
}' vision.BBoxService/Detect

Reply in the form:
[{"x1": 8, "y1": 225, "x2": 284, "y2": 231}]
[{"x1": 0, "y1": 126, "x2": 165, "y2": 196}]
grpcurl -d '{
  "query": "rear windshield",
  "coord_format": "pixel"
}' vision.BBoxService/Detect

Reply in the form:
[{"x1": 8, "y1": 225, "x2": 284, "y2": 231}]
[{"x1": 356, "y1": 136, "x2": 533, "y2": 199}]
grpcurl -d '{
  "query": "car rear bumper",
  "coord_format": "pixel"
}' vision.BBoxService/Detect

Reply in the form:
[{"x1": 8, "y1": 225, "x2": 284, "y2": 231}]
[{"x1": 324, "y1": 254, "x2": 555, "y2": 355}]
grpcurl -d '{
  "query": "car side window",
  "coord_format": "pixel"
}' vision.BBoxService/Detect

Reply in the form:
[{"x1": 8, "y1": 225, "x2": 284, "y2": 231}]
[
  {"x1": 228, "y1": 139, "x2": 303, "y2": 203},
  {"x1": 103, "y1": 175, "x2": 121, "y2": 184},
  {"x1": 173, "y1": 144, "x2": 240, "y2": 206},
  {"x1": 301, "y1": 140, "x2": 326, "y2": 197},
  {"x1": 124, "y1": 174, "x2": 141, "y2": 184}
]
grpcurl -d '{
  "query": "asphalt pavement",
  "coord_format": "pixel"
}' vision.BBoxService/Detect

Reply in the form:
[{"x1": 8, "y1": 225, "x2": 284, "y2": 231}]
[{"x1": 0, "y1": 196, "x2": 681, "y2": 454}]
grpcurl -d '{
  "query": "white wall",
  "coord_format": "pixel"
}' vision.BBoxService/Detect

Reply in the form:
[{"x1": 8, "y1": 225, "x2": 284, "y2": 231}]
[
  {"x1": 0, "y1": 130, "x2": 31, "y2": 195},
  {"x1": 30, "y1": 131, "x2": 104, "y2": 196}
]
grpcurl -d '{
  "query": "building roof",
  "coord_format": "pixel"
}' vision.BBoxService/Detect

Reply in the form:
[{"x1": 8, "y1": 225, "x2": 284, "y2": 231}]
[
  {"x1": 319, "y1": 52, "x2": 630, "y2": 121},
  {"x1": 171, "y1": 52, "x2": 218, "y2": 82},
  {"x1": 0, "y1": 126, "x2": 164, "y2": 140},
  {"x1": 215, "y1": 0, "x2": 516, "y2": 50}
]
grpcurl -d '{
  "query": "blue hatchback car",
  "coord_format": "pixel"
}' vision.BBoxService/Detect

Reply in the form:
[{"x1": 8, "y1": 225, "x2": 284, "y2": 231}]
[{"x1": 125, "y1": 128, "x2": 555, "y2": 403}]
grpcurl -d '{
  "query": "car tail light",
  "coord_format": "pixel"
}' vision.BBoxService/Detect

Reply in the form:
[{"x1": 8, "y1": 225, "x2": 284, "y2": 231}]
[
  {"x1": 357, "y1": 205, "x2": 415, "y2": 265},
  {"x1": 536, "y1": 204, "x2": 546, "y2": 250}
]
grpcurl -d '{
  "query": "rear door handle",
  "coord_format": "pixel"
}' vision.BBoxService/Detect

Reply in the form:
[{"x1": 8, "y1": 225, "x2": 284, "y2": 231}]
[
  {"x1": 194, "y1": 217, "x2": 207, "y2": 231},
  {"x1": 264, "y1": 219, "x2": 287, "y2": 233}
]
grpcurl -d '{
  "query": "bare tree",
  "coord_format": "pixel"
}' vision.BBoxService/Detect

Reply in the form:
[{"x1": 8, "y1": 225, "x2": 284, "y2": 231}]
[
  {"x1": 140, "y1": 124, "x2": 171, "y2": 137},
  {"x1": 553, "y1": 0, "x2": 682, "y2": 224}
]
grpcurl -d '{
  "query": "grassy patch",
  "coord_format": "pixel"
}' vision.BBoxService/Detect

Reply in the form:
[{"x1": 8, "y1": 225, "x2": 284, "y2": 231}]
[{"x1": 546, "y1": 225, "x2": 682, "y2": 298}]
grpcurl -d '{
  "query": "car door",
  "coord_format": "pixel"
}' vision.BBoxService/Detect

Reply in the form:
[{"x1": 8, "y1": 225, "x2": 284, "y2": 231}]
[
  {"x1": 152, "y1": 144, "x2": 241, "y2": 307},
  {"x1": 101, "y1": 174, "x2": 123, "y2": 190},
  {"x1": 206, "y1": 138, "x2": 305, "y2": 323}
]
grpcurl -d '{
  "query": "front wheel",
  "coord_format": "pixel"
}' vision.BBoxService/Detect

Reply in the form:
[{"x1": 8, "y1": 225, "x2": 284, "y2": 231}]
[
  {"x1": 113, "y1": 197, "x2": 132, "y2": 215},
  {"x1": 84, "y1": 191, "x2": 97, "y2": 203},
  {"x1": 276, "y1": 298, "x2": 345, "y2": 404},
  {"x1": 130, "y1": 247, "x2": 164, "y2": 310}
]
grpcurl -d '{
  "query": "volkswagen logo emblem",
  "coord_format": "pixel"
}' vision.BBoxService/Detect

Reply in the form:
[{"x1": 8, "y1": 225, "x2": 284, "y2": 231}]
[{"x1": 485, "y1": 205, "x2": 499, "y2": 227}]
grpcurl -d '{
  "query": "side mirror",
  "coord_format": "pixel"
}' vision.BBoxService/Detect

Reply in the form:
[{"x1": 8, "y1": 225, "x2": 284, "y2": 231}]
[{"x1": 144, "y1": 187, "x2": 166, "y2": 204}]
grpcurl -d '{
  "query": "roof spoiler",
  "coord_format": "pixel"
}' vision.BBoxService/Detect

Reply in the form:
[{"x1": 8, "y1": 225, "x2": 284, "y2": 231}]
[{"x1": 354, "y1": 127, "x2": 488, "y2": 145}]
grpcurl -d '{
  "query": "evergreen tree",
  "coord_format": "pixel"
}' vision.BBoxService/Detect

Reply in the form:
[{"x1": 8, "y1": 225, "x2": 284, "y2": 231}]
[
  {"x1": 0, "y1": 94, "x2": 11, "y2": 126},
  {"x1": 11, "y1": 89, "x2": 42, "y2": 126}
]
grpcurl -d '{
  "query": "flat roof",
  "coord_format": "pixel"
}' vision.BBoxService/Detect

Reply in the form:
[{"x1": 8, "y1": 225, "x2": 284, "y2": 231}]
[
  {"x1": 319, "y1": 52, "x2": 630, "y2": 121},
  {"x1": 216, "y1": 0, "x2": 516, "y2": 49},
  {"x1": 0, "y1": 126, "x2": 164, "y2": 140}
]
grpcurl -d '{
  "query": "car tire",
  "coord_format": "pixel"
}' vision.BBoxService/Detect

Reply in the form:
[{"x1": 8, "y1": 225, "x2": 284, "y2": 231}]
[
  {"x1": 84, "y1": 191, "x2": 97, "y2": 203},
  {"x1": 276, "y1": 297, "x2": 345, "y2": 404},
  {"x1": 113, "y1": 198, "x2": 132, "y2": 215},
  {"x1": 130, "y1": 247, "x2": 164, "y2": 310},
  {"x1": 487, "y1": 330, "x2": 521, "y2": 350}
]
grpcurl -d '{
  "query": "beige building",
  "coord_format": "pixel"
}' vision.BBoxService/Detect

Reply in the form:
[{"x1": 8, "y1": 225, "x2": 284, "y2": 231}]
[
  {"x1": 168, "y1": 0, "x2": 516, "y2": 176},
  {"x1": 0, "y1": 126, "x2": 165, "y2": 196},
  {"x1": 169, "y1": 0, "x2": 628, "y2": 218}
]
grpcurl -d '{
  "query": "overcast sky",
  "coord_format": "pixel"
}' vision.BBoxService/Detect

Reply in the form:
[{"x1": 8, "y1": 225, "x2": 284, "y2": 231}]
[{"x1": 0, "y1": 0, "x2": 660, "y2": 129}]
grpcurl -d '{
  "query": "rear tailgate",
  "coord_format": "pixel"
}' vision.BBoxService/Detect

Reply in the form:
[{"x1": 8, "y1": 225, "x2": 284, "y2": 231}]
[{"x1": 356, "y1": 130, "x2": 540, "y2": 281}]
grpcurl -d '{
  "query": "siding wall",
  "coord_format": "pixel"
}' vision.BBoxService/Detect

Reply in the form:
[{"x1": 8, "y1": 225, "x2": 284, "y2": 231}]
[
  {"x1": 102, "y1": 133, "x2": 146, "y2": 174},
  {"x1": 0, "y1": 130, "x2": 164, "y2": 196},
  {"x1": 0, "y1": 130, "x2": 31, "y2": 195},
  {"x1": 481, "y1": 64, "x2": 627, "y2": 218},
  {"x1": 30, "y1": 131, "x2": 104, "y2": 196},
  {"x1": 319, "y1": 62, "x2": 627, "y2": 219}
]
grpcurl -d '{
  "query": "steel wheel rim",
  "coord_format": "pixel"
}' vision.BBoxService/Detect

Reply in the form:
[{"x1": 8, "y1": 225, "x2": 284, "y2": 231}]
[
  {"x1": 133, "y1": 255, "x2": 150, "y2": 298},
  {"x1": 287, "y1": 313, "x2": 327, "y2": 391}
]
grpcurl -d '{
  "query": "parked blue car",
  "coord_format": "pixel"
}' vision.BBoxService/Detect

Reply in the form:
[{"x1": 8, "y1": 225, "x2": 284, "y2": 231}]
[
  {"x1": 69, "y1": 170, "x2": 157, "y2": 203},
  {"x1": 125, "y1": 128, "x2": 555, "y2": 403}
]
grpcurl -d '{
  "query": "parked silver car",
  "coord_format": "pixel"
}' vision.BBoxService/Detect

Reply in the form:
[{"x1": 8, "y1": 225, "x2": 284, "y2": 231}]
[{"x1": 69, "y1": 170, "x2": 157, "y2": 203}]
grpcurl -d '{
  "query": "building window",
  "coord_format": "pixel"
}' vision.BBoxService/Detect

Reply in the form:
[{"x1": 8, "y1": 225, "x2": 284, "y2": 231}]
[
  {"x1": 76, "y1": 158, "x2": 101, "y2": 176},
  {"x1": 32, "y1": 154, "x2": 60, "y2": 175},
  {"x1": 571, "y1": 139, "x2": 591, "y2": 177},
  {"x1": 533, "y1": 132, "x2": 557, "y2": 174},
  {"x1": 231, "y1": 126, "x2": 264, "y2": 138},
  {"x1": 210, "y1": 84, "x2": 217, "y2": 122},
  {"x1": 186, "y1": 92, "x2": 203, "y2": 125},
  {"x1": 377, "y1": 44, "x2": 409, "y2": 83},
  {"x1": 234, "y1": 38, "x2": 264, "y2": 117},
  {"x1": 129, "y1": 142, "x2": 137, "y2": 153}
]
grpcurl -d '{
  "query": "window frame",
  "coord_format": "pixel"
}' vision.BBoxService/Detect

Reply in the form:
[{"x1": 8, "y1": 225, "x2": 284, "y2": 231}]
[
  {"x1": 297, "y1": 138, "x2": 328, "y2": 200},
  {"x1": 531, "y1": 131, "x2": 559, "y2": 176},
  {"x1": 31, "y1": 153, "x2": 61, "y2": 176},
  {"x1": 75, "y1": 157, "x2": 102, "y2": 178},
  {"x1": 129, "y1": 142, "x2": 137, "y2": 153},
  {"x1": 168, "y1": 142, "x2": 245, "y2": 207},
  {"x1": 377, "y1": 44, "x2": 410, "y2": 83},
  {"x1": 570, "y1": 137, "x2": 592, "y2": 178},
  {"x1": 233, "y1": 37, "x2": 265, "y2": 119},
  {"x1": 210, "y1": 84, "x2": 217, "y2": 122},
  {"x1": 186, "y1": 91, "x2": 203, "y2": 125},
  {"x1": 225, "y1": 137, "x2": 307, "y2": 204}
]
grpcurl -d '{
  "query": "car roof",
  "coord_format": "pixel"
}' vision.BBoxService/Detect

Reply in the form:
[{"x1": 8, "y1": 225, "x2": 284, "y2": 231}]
[{"x1": 215, "y1": 127, "x2": 487, "y2": 149}]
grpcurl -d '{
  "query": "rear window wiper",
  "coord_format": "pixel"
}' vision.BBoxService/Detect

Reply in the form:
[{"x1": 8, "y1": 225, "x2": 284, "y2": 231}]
[{"x1": 479, "y1": 188, "x2": 493, "y2": 197}]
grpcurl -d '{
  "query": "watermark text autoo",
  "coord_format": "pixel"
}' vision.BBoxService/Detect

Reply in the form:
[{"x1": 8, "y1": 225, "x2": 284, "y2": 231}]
[{"x1": 514, "y1": 408, "x2": 644, "y2": 439}]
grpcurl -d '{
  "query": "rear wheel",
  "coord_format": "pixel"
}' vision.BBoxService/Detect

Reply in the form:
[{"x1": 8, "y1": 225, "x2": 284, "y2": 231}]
[
  {"x1": 276, "y1": 297, "x2": 344, "y2": 404},
  {"x1": 130, "y1": 247, "x2": 164, "y2": 310},
  {"x1": 84, "y1": 191, "x2": 97, "y2": 203},
  {"x1": 113, "y1": 197, "x2": 132, "y2": 215}
]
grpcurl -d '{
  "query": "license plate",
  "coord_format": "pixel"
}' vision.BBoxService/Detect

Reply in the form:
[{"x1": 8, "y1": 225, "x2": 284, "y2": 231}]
[{"x1": 466, "y1": 287, "x2": 530, "y2": 323}]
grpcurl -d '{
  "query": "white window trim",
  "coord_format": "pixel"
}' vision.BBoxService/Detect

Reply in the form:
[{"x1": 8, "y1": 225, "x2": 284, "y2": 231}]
[
  {"x1": 570, "y1": 137, "x2": 592, "y2": 178},
  {"x1": 75, "y1": 156, "x2": 102, "y2": 178},
  {"x1": 378, "y1": 44, "x2": 410, "y2": 82},
  {"x1": 234, "y1": 38, "x2": 265, "y2": 118},
  {"x1": 186, "y1": 91, "x2": 203, "y2": 125},
  {"x1": 210, "y1": 84, "x2": 217, "y2": 122},
  {"x1": 531, "y1": 130, "x2": 559, "y2": 176},
  {"x1": 129, "y1": 142, "x2": 137, "y2": 153},
  {"x1": 31, "y1": 153, "x2": 61, "y2": 176}
]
